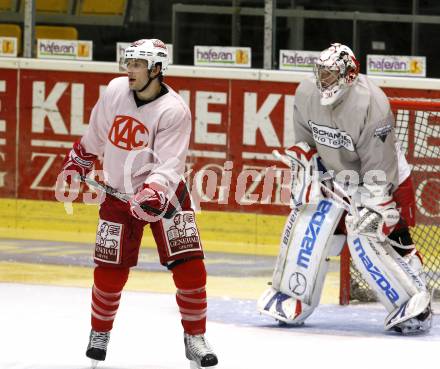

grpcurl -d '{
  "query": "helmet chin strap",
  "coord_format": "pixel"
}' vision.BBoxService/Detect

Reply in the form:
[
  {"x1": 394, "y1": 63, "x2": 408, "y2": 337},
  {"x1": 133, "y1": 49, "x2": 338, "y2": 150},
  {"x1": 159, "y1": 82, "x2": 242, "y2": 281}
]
[{"x1": 138, "y1": 68, "x2": 159, "y2": 93}]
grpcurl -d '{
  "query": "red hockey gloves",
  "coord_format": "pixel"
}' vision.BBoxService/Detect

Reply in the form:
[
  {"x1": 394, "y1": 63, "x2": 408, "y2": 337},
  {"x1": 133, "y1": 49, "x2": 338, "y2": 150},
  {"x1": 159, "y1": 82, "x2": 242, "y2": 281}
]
[
  {"x1": 61, "y1": 141, "x2": 97, "y2": 183},
  {"x1": 129, "y1": 184, "x2": 168, "y2": 221}
]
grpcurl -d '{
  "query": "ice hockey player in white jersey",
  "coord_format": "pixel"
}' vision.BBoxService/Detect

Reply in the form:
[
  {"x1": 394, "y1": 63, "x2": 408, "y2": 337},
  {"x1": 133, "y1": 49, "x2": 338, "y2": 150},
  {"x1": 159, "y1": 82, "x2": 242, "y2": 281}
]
[
  {"x1": 59, "y1": 39, "x2": 218, "y2": 368},
  {"x1": 258, "y1": 43, "x2": 432, "y2": 334}
]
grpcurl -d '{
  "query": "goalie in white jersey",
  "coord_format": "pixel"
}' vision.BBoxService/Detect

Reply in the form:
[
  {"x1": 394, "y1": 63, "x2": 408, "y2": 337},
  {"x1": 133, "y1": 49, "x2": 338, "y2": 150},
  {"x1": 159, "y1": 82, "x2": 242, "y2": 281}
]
[
  {"x1": 60, "y1": 39, "x2": 217, "y2": 368},
  {"x1": 258, "y1": 43, "x2": 432, "y2": 334}
]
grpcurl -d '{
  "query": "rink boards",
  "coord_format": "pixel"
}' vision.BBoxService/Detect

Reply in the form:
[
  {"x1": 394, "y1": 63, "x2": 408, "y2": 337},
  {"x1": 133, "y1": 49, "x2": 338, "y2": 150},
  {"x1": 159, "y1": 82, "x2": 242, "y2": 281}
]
[
  {"x1": 1, "y1": 198, "x2": 439, "y2": 266},
  {"x1": 0, "y1": 58, "x2": 439, "y2": 256},
  {"x1": 0, "y1": 198, "x2": 285, "y2": 255}
]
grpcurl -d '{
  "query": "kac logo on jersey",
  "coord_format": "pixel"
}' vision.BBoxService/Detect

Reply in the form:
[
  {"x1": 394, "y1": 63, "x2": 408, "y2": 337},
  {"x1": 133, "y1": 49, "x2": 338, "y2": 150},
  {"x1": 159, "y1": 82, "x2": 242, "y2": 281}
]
[
  {"x1": 108, "y1": 115, "x2": 149, "y2": 150},
  {"x1": 308, "y1": 120, "x2": 355, "y2": 151}
]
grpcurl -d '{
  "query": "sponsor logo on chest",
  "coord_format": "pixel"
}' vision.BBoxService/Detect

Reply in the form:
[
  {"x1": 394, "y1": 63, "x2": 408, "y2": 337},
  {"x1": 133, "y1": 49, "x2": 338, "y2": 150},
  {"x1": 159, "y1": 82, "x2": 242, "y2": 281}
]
[
  {"x1": 108, "y1": 115, "x2": 149, "y2": 150},
  {"x1": 308, "y1": 120, "x2": 355, "y2": 151}
]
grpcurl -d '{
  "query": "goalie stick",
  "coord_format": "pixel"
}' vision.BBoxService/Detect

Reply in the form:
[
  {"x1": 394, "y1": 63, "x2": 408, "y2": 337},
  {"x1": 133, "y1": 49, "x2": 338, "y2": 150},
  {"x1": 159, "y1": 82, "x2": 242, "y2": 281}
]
[
  {"x1": 273, "y1": 149, "x2": 354, "y2": 214},
  {"x1": 80, "y1": 175, "x2": 188, "y2": 219}
]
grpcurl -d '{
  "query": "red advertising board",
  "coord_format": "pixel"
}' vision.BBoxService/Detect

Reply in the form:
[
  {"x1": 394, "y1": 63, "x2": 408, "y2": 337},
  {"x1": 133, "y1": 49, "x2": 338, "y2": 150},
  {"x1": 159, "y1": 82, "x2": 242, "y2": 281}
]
[
  {"x1": 18, "y1": 69, "x2": 118, "y2": 201},
  {"x1": 2, "y1": 63, "x2": 440, "y2": 224},
  {"x1": 0, "y1": 69, "x2": 18, "y2": 198}
]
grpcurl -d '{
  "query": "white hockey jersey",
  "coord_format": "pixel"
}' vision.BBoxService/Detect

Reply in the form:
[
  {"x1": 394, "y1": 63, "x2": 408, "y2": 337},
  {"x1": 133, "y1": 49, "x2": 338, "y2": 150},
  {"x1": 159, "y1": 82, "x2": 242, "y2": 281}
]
[
  {"x1": 81, "y1": 76, "x2": 191, "y2": 195},
  {"x1": 293, "y1": 74, "x2": 411, "y2": 190}
]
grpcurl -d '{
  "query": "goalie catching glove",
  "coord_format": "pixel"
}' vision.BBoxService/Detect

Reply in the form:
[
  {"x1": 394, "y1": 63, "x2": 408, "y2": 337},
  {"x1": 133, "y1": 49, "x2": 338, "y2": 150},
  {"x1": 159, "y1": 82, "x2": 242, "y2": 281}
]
[
  {"x1": 346, "y1": 183, "x2": 400, "y2": 241},
  {"x1": 129, "y1": 183, "x2": 168, "y2": 221}
]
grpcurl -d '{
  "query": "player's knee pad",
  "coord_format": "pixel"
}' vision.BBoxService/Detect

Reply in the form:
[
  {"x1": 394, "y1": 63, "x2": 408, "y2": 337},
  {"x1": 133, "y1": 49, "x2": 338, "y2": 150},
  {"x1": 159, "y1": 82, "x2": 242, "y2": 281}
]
[
  {"x1": 258, "y1": 198, "x2": 344, "y2": 324},
  {"x1": 346, "y1": 234, "x2": 431, "y2": 333},
  {"x1": 171, "y1": 258, "x2": 206, "y2": 289},
  {"x1": 94, "y1": 265, "x2": 130, "y2": 292}
]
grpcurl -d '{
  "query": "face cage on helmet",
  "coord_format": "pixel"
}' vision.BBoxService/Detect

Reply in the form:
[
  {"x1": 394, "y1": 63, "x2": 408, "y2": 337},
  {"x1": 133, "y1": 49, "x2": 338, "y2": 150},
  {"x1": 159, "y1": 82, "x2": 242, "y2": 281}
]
[{"x1": 313, "y1": 64, "x2": 341, "y2": 92}]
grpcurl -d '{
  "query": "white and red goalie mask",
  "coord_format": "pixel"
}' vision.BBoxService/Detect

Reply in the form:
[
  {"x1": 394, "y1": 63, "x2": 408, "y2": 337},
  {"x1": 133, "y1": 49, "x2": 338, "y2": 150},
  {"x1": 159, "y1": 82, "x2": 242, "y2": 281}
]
[{"x1": 314, "y1": 43, "x2": 360, "y2": 106}]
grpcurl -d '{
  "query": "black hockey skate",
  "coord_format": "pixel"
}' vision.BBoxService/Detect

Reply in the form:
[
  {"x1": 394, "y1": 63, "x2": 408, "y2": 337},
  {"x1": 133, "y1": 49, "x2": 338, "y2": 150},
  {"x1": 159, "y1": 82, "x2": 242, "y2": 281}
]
[
  {"x1": 184, "y1": 333, "x2": 218, "y2": 368},
  {"x1": 86, "y1": 330, "x2": 110, "y2": 368},
  {"x1": 392, "y1": 306, "x2": 433, "y2": 335}
]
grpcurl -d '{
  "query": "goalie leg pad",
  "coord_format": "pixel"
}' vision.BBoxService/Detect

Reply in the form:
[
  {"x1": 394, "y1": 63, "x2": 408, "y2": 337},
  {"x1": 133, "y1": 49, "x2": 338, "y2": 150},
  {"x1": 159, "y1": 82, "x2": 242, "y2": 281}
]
[
  {"x1": 273, "y1": 199, "x2": 344, "y2": 306},
  {"x1": 347, "y1": 234, "x2": 431, "y2": 332},
  {"x1": 347, "y1": 235, "x2": 427, "y2": 311},
  {"x1": 259, "y1": 199, "x2": 343, "y2": 324},
  {"x1": 257, "y1": 287, "x2": 315, "y2": 326},
  {"x1": 385, "y1": 290, "x2": 432, "y2": 334}
]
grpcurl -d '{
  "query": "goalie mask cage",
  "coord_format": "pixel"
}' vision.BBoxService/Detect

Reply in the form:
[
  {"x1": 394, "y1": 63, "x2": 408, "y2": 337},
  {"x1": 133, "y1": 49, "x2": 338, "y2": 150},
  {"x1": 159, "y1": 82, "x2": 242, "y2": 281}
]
[{"x1": 340, "y1": 98, "x2": 440, "y2": 305}]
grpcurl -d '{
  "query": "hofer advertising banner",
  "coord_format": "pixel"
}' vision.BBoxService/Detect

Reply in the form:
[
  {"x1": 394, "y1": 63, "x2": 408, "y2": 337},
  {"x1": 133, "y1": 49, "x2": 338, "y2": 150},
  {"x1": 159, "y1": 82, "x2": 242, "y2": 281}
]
[
  {"x1": 367, "y1": 54, "x2": 426, "y2": 77},
  {"x1": 194, "y1": 46, "x2": 251, "y2": 68},
  {"x1": 279, "y1": 50, "x2": 320, "y2": 72},
  {"x1": 0, "y1": 37, "x2": 18, "y2": 57},
  {"x1": 37, "y1": 39, "x2": 93, "y2": 60},
  {"x1": 0, "y1": 64, "x2": 439, "y2": 225}
]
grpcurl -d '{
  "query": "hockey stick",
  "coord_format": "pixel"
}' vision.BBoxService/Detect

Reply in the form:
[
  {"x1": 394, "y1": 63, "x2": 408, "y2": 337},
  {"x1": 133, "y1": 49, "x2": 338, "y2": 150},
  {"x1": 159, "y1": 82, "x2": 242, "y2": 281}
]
[
  {"x1": 272, "y1": 149, "x2": 294, "y2": 167},
  {"x1": 273, "y1": 149, "x2": 353, "y2": 213},
  {"x1": 273, "y1": 149, "x2": 309, "y2": 207},
  {"x1": 80, "y1": 175, "x2": 187, "y2": 219}
]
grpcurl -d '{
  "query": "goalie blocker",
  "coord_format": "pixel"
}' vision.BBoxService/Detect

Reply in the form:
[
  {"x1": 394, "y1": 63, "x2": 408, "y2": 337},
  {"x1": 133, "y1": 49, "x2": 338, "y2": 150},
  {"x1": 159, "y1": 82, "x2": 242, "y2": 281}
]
[{"x1": 258, "y1": 143, "x2": 432, "y2": 333}]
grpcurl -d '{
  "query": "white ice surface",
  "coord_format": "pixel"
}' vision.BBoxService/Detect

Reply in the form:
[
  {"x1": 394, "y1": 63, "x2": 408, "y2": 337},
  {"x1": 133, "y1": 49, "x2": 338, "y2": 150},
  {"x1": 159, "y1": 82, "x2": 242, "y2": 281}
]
[{"x1": 0, "y1": 282, "x2": 438, "y2": 369}]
